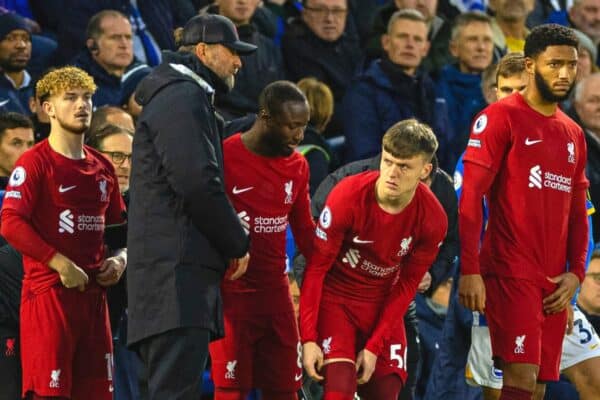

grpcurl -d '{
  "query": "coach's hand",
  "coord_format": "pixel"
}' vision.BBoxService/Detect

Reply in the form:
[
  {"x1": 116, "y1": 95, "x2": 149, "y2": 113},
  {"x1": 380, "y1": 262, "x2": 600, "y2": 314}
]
[
  {"x1": 227, "y1": 252, "x2": 250, "y2": 280},
  {"x1": 96, "y1": 256, "x2": 126, "y2": 287},
  {"x1": 458, "y1": 274, "x2": 486, "y2": 313},
  {"x1": 302, "y1": 341, "x2": 324, "y2": 381},
  {"x1": 544, "y1": 272, "x2": 579, "y2": 314},
  {"x1": 48, "y1": 252, "x2": 89, "y2": 291},
  {"x1": 356, "y1": 348, "x2": 377, "y2": 385}
]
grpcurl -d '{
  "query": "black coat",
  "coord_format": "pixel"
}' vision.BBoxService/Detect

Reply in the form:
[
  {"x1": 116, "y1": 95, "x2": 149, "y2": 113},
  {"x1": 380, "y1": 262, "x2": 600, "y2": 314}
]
[
  {"x1": 310, "y1": 155, "x2": 458, "y2": 292},
  {"x1": 126, "y1": 51, "x2": 249, "y2": 346}
]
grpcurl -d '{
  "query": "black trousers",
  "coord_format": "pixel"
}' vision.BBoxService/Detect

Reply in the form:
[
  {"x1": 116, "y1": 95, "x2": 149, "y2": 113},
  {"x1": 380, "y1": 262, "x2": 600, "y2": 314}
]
[
  {"x1": 136, "y1": 327, "x2": 211, "y2": 400},
  {"x1": 399, "y1": 302, "x2": 420, "y2": 400}
]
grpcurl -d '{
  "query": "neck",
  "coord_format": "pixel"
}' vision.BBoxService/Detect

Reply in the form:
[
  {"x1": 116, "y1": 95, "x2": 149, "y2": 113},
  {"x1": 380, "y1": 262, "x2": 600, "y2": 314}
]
[
  {"x1": 5, "y1": 70, "x2": 24, "y2": 88},
  {"x1": 458, "y1": 62, "x2": 482, "y2": 75},
  {"x1": 94, "y1": 57, "x2": 126, "y2": 77},
  {"x1": 48, "y1": 128, "x2": 85, "y2": 159},
  {"x1": 375, "y1": 178, "x2": 415, "y2": 214},
  {"x1": 496, "y1": 18, "x2": 527, "y2": 40},
  {"x1": 241, "y1": 126, "x2": 277, "y2": 157},
  {"x1": 521, "y1": 86, "x2": 557, "y2": 116}
]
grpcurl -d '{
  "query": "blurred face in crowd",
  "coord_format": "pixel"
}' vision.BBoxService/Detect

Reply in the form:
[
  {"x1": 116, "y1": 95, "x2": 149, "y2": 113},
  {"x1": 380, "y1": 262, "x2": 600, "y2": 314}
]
[
  {"x1": 0, "y1": 126, "x2": 34, "y2": 177},
  {"x1": 378, "y1": 149, "x2": 432, "y2": 202},
  {"x1": 289, "y1": 278, "x2": 300, "y2": 320},
  {"x1": 0, "y1": 29, "x2": 31, "y2": 73},
  {"x1": 262, "y1": 100, "x2": 310, "y2": 156},
  {"x1": 218, "y1": 0, "x2": 261, "y2": 25},
  {"x1": 44, "y1": 88, "x2": 93, "y2": 135},
  {"x1": 489, "y1": 0, "x2": 535, "y2": 22},
  {"x1": 89, "y1": 15, "x2": 133, "y2": 75},
  {"x1": 575, "y1": 74, "x2": 600, "y2": 135},
  {"x1": 496, "y1": 72, "x2": 528, "y2": 100},
  {"x1": 382, "y1": 17, "x2": 430, "y2": 76},
  {"x1": 105, "y1": 109, "x2": 135, "y2": 131},
  {"x1": 578, "y1": 257, "x2": 600, "y2": 314},
  {"x1": 569, "y1": 0, "x2": 600, "y2": 42},
  {"x1": 394, "y1": 0, "x2": 438, "y2": 21},
  {"x1": 29, "y1": 95, "x2": 50, "y2": 123},
  {"x1": 302, "y1": 0, "x2": 348, "y2": 42},
  {"x1": 577, "y1": 47, "x2": 595, "y2": 82},
  {"x1": 527, "y1": 45, "x2": 578, "y2": 103},
  {"x1": 198, "y1": 43, "x2": 242, "y2": 90},
  {"x1": 99, "y1": 132, "x2": 133, "y2": 192},
  {"x1": 450, "y1": 21, "x2": 494, "y2": 74}
]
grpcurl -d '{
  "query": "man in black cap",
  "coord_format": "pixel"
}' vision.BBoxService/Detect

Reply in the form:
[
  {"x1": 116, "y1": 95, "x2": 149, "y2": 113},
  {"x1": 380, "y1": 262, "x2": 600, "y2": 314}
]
[
  {"x1": 0, "y1": 12, "x2": 33, "y2": 115},
  {"x1": 127, "y1": 14, "x2": 255, "y2": 400}
]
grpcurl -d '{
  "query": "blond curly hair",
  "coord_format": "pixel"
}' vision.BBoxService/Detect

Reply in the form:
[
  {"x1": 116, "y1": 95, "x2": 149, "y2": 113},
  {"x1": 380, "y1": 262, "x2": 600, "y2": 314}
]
[{"x1": 36, "y1": 66, "x2": 97, "y2": 102}]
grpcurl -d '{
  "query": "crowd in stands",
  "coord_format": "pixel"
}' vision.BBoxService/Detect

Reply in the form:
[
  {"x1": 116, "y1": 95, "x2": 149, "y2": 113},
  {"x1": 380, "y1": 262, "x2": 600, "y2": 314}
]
[{"x1": 2, "y1": 0, "x2": 600, "y2": 400}]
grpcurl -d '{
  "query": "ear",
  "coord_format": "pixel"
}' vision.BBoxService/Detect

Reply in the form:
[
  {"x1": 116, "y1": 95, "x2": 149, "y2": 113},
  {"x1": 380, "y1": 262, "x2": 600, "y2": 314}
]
[
  {"x1": 449, "y1": 39, "x2": 458, "y2": 58},
  {"x1": 525, "y1": 57, "x2": 535, "y2": 76},
  {"x1": 381, "y1": 34, "x2": 391, "y2": 53},
  {"x1": 42, "y1": 100, "x2": 55, "y2": 119},
  {"x1": 28, "y1": 96, "x2": 36, "y2": 114},
  {"x1": 195, "y1": 43, "x2": 208, "y2": 63},
  {"x1": 420, "y1": 162, "x2": 433, "y2": 180}
]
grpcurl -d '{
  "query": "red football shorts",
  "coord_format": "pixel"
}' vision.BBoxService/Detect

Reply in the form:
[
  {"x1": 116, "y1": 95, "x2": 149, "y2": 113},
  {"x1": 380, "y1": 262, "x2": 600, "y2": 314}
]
[
  {"x1": 484, "y1": 276, "x2": 567, "y2": 381},
  {"x1": 316, "y1": 297, "x2": 409, "y2": 383},
  {"x1": 209, "y1": 306, "x2": 302, "y2": 391},
  {"x1": 20, "y1": 283, "x2": 113, "y2": 399}
]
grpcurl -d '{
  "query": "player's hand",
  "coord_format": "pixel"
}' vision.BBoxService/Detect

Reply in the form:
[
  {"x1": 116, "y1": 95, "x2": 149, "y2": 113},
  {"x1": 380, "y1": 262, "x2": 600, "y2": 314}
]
[
  {"x1": 302, "y1": 341, "x2": 324, "y2": 381},
  {"x1": 566, "y1": 304, "x2": 574, "y2": 335},
  {"x1": 96, "y1": 256, "x2": 126, "y2": 287},
  {"x1": 458, "y1": 274, "x2": 486, "y2": 313},
  {"x1": 356, "y1": 348, "x2": 377, "y2": 385},
  {"x1": 543, "y1": 272, "x2": 580, "y2": 314},
  {"x1": 418, "y1": 271, "x2": 432, "y2": 293},
  {"x1": 227, "y1": 252, "x2": 250, "y2": 281},
  {"x1": 48, "y1": 252, "x2": 89, "y2": 291}
]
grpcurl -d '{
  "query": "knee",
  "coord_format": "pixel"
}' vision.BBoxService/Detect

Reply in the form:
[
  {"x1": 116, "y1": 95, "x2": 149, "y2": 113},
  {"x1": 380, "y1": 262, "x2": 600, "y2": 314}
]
[{"x1": 502, "y1": 363, "x2": 539, "y2": 392}]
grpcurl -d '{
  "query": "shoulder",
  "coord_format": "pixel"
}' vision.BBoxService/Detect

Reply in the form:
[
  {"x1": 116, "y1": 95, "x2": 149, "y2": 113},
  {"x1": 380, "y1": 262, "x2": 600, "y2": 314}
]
[
  {"x1": 84, "y1": 146, "x2": 117, "y2": 174},
  {"x1": 416, "y1": 183, "x2": 447, "y2": 223},
  {"x1": 330, "y1": 171, "x2": 377, "y2": 199}
]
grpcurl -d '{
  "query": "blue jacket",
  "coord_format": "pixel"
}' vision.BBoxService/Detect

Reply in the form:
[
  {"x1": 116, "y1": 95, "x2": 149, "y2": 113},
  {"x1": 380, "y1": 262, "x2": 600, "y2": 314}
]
[
  {"x1": 343, "y1": 59, "x2": 451, "y2": 163},
  {"x1": 0, "y1": 73, "x2": 33, "y2": 115},
  {"x1": 435, "y1": 64, "x2": 487, "y2": 170}
]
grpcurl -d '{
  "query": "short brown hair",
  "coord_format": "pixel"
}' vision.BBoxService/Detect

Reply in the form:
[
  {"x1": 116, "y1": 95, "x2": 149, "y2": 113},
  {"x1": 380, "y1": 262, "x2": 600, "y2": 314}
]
[
  {"x1": 382, "y1": 119, "x2": 438, "y2": 160},
  {"x1": 496, "y1": 52, "x2": 526, "y2": 82},
  {"x1": 0, "y1": 112, "x2": 33, "y2": 141},
  {"x1": 36, "y1": 66, "x2": 97, "y2": 103},
  {"x1": 451, "y1": 11, "x2": 492, "y2": 41},
  {"x1": 387, "y1": 9, "x2": 427, "y2": 34},
  {"x1": 86, "y1": 123, "x2": 133, "y2": 150},
  {"x1": 297, "y1": 77, "x2": 334, "y2": 132},
  {"x1": 86, "y1": 10, "x2": 128, "y2": 41}
]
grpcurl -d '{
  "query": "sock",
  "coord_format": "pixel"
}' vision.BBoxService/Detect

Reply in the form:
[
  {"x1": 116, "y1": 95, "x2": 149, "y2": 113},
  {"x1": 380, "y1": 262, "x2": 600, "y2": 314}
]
[{"x1": 499, "y1": 385, "x2": 533, "y2": 400}]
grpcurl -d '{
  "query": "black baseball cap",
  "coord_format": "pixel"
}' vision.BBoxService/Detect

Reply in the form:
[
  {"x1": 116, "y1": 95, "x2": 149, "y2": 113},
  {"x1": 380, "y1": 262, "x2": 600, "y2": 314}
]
[{"x1": 181, "y1": 14, "x2": 257, "y2": 55}]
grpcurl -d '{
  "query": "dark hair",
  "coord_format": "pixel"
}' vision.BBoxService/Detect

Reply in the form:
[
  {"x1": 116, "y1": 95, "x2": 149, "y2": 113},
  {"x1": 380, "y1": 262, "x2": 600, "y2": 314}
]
[
  {"x1": 86, "y1": 123, "x2": 133, "y2": 149},
  {"x1": 89, "y1": 105, "x2": 132, "y2": 135},
  {"x1": 524, "y1": 24, "x2": 579, "y2": 59},
  {"x1": 451, "y1": 11, "x2": 492, "y2": 41},
  {"x1": 496, "y1": 52, "x2": 526, "y2": 81},
  {"x1": 86, "y1": 10, "x2": 128, "y2": 40},
  {"x1": 382, "y1": 119, "x2": 438, "y2": 160},
  {"x1": 0, "y1": 112, "x2": 33, "y2": 140},
  {"x1": 259, "y1": 81, "x2": 308, "y2": 118}
]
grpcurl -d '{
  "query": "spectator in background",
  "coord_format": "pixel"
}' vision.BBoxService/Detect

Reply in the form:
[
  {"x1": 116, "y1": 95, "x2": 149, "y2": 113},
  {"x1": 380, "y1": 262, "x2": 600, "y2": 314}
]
[
  {"x1": 578, "y1": 249, "x2": 600, "y2": 335},
  {"x1": 366, "y1": 0, "x2": 454, "y2": 72},
  {"x1": 87, "y1": 124, "x2": 133, "y2": 194},
  {"x1": 0, "y1": 111, "x2": 34, "y2": 190},
  {"x1": 488, "y1": 0, "x2": 535, "y2": 53},
  {"x1": 282, "y1": 0, "x2": 363, "y2": 136},
  {"x1": 73, "y1": 10, "x2": 147, "y2": 108},
  {"x1": 0, "y1": 13, "x2": 33, "y2": 115},
  {"x1": 569, "y1": 0, "x2": 600, "y2": 51},
  {"x1": 119, "y1": 64, "x2": 152, "y2": 120},
  {"x1": 27, "y1": 89, "x2": 50, "y2": 142},
  {"x1": 435, "y1": 11, "x2": 493, "y2": 170},
  {"x1": 572, "y1": 29, "x2": 598, "y2": 83},
  {"x1": 89, "y1": 105, "x2": 135, "y2": 135},
  {"x1": 344, "y1": 9, "x2": 451, "y2": 164},
  {"x1": 480, "y1": 62, "x2": 500, "y2": 105},
  {"x1": 200, "y1": 0, "x2": 286, "y2": 119},
  {"x1": 297, "y1": 77, "x2": 336, "y2": 195},
  {"x1": 573, "y1": 73, "x2": 600, "y2": 243}
]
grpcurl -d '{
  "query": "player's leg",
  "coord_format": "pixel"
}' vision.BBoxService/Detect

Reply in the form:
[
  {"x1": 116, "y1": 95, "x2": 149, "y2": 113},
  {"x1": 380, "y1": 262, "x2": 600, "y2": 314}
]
[
  {"x1": 321, "y1": 361, "x2": 357, "y2": 400},
  {"x1": 357, "y1": 373, "x2": 403, "y2": 400},
  {"x1": 261, "y1": 389, "x2": 298, "y2": 400},
  {"x1": 465, "y1": 315, "x2": 502, "y2": 400},
  {"x1": 25, "y1": 395, "x2": 69, "y2": 400},
  {"x1": 399, "y1": 304, "x2": 419, "y2": 400},
  {"x1": 213, "y1": 388, "x2": 252, "y2": 400},
  {"x1": 563, "y1": 357, "x2": 600, "y2": 400}
]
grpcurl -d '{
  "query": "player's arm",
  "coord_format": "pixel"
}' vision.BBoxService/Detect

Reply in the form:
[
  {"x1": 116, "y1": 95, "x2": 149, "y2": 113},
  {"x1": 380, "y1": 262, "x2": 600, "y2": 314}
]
[
  {"x1": 149, "y1": 82, "x2": 249, "y2": 261},
  {"x1": 300, "y1": 184, "x2": 352, "y2": 381},
  {"x1": 289, "y1": 164, "x2": 316, "y2": 259}
]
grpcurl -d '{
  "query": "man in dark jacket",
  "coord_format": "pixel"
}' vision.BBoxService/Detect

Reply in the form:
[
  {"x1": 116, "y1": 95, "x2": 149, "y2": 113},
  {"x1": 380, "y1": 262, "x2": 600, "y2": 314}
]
[
  {"x1": 343, "y1": 9, "x2": 451, "y2": 164},
  {"x1": 200, "y1": 0, "x2": 286, "y2": 119},
  {"x1": 127, "y1": 14, "x2": 254, "y2": 399},
  {"x1": 307, "y1": 152, "x2": 458, "y2": 400}
]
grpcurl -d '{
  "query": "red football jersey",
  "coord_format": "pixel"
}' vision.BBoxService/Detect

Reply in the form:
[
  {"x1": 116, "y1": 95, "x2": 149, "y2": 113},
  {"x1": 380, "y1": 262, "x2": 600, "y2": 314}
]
[
  {"x1": 463, "y1": 92, "x2": 588, "y2": 283},
  {"x1": 1, "y1": 140, "x2": 125, "y2": 292},
  {"x1": 222, "y1": 134, "x2": 315, "y2": 315},
  {"x1": 300, "y1": 171, "x2": 447, "y2": 355}
]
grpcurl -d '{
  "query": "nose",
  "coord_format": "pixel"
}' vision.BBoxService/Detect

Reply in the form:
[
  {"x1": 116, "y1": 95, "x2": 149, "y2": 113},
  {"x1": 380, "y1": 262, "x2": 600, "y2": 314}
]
[
  {"x1": 558, "y1": 65, "x2": 570, "y2": 79},
  {"x1": 121, "y1": 156, "x2": 131, "y2": 169},
  {"x1": 233, "y1": 53, "x2": 242, "y2": 70}
]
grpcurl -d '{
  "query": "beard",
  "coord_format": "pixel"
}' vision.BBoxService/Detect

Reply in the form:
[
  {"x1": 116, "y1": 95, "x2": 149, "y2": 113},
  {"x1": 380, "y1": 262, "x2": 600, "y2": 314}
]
[
  {"x1": 0, "y1": 58, "x2": 28, "y2": 73},
  {"x1": 56, "y1": 115, "x2": 89, "y2": 135},
  {"x1": 223, "y1": 74, "x2": 235, "y2": 91},
  {"x1": 534, "y1": 69, "x2": 573, "y2": 103}
]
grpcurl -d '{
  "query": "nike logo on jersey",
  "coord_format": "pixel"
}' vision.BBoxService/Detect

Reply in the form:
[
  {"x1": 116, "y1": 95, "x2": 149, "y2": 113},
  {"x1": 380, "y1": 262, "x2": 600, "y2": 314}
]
[
  {"x1": 524, "y1": 138, "x2": 542, "y2": 146},
  {"x1": 58, "y1": 185, "x2": 77, "y2": 193},
  {"x1": 0, "y1": 99, "x2": 9, "y2": 107},
  {"x1": 295, "y1": 373, "x2": 303, "y2": 382},
  {"x1": 353, "y1": 236, "x2": 374, "y2": 244},
  {"x1": 232, "y1": 186, "x2": 253, "y2": 194}
]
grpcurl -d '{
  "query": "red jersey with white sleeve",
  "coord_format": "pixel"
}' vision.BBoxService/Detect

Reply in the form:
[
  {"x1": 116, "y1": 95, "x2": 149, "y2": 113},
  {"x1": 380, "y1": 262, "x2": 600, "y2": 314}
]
[
  {"x1": 222, "y1": 133, "x2": 315, "y2": 316},
  {"x1": 0, "y1": 140, "x2": 126, "y2": 292},
  {"x1": 461, "y1": 92, "x2": 589, "y2": 284},
  {"x1": 300, "y1": 171, "x2": 447, "y2": 356}
]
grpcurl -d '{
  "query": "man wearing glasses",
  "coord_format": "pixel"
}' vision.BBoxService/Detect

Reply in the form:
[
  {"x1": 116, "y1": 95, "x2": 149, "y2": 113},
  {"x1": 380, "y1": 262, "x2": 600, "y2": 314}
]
[
  {"x1": 86, "y1": 124, "x2": 133, "y2": 194},
  {"x1": 282, "y1": 0, "x2": 363, "y2": 136}
]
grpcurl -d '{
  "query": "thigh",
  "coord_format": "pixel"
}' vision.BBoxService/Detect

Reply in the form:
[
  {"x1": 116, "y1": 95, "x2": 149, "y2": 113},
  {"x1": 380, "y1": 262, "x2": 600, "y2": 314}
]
[
  {"x1": 538, "y1": 308, "x2": 567, "y2": 381},
  {"x1": 372, "y1": 322, "x2": 408, "y2": 384},
  {"x1": 254, "y1": 312, "x2": 303, "y2": 392},
  {"x1": 560, "y1": 306, "x2": 600, "y2": 372},
  {"x1": 139, "y1": 327, "x2": 210, "y2": 400},
  {"x1": 317, "y1": 300, "x2": 357, "y2": 363},
  {"x1": 209, "y1": 316, "x2": 260, "y2": 389}
]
